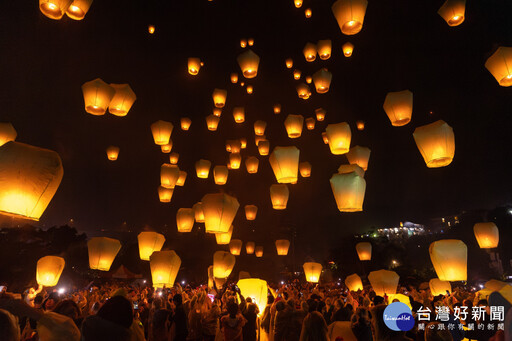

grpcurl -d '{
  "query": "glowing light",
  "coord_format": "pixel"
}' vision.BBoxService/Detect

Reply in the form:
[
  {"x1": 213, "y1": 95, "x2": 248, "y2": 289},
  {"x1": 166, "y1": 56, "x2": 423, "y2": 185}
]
[{"x1": 148, "y1": 25, "x2": 155, "y2": 34}]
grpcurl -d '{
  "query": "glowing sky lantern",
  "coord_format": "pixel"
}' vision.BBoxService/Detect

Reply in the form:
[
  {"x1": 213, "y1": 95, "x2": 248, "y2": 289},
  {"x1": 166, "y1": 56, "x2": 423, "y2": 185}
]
[
  {"x1": 317, "y1": 40, "x2": 332, "y2": 60},
  {"x1": 383, "y1": 90, "x2": 413, "y2": 126},
  {"x1": 326, "y1": 122, "x2": 351, "y2": 155},
  {"x1": 246, "y1": 242, "x2": 255, "y2": 254},
  {"x1": 206, "y1": 115, "x2": 220, "y2": 131},
  {"x1": 161, "y1": 143, "x2": 172, "y2": 153},
  {"x1": 108, "y1": 84, "x2": 136, "y2": 116},
  {"x1": 244, "y1": 205, "x2": 258, "y2": 220},
  {"x1": 305, "y1": 8, "x2": 312, "y2": 18},
  {"x1": 176, "y1": 171, "x2": 187, "y2": 186},
  {"x1": 254, "y1": 120, "x2": 267, "y2": 136},
  {"x1": 274, "y1": 104, "x2": 282, "y2": 114},
  {"x1": 303, "y1": 262, "x2": 322, "y2": 283},
  {"x1": 227, "y1": 139, "x2": 241, "y2": 153},
  {"x1": 176, "y1": 208, "x2": 194, "y2": 232},
  {"x1": 303, "y1": 42, "x2": 317, "y2": 62},
  {"x1": 150, "y1": 250, "x2": 181, "y2": 288},
  {"x1": 246, "y1": 85, "x2": 254, "y2": 94},
  {"x1": 322, "y1": 132, "x2": 329, "y2": 144},
  {"x1": 0, "y1": 142, "x2": 63, "y2": 221},
  {"x1": 215, "y1": 226, "x2": 233, "y2": 245},
  {"x1": 255, "y1": 135, "x2": 266, "y2": 146},
  {"x1": 195, "y1": 159, "x2": 211, "y2": 179},
  {"x1": 314, "y1": 109, "x2": 326, "y2": 122},
  {"x1": 202, "y1": 193, "x2": 240, "y2": 234},
  {"x1": 485, "y1": 47, "x2": 512, "y2": 87},
  {"x1": 213, "y1": 108, "x2": 222, "y2": 117},
  {"x1": 230, "y1": 239, "x2": 243, "y2": 255},
  {"x1": 438, "y1": 0, "x2": 466, "y2": 26},
  {"x1": 429, "y1": 239, "x2": 467, "y2": 281},
  {"x1": 285, "y1": 59, "x2": 293, "y2": 69},
  {"x1": 88, "y1": 237, "x2": 121, "y2": 271},
  {"x1": 188, "y1": 57, "x2": 202, "y2": 75},
  {"x1": 229, "y1": 153, "x2": 242, "y2": 169},
  {"x1": 39, "y1": 0, "x2": 73, "y2": 20},
  {"x1": 158, "y1": 186, "x2": 173, "y2": 202},
  {"x1": 240, "y1": 39, "x2": 247, "y2": 48},
  {"x1": 294, "y1": 0, "x2": 303, "y2": 8},
  {"x1": 213, "y1": 165, "x2": 229, "y2": 185},
  {"x1": 36, "y1": 256, "x2": 65, "y2": 287},
  {"x1": 275, "y1": 240, "x2": 290, "y2": 255},
  {"x1": 137, "y1": 232, "x2": 165, "y2": 261},
  {"x1": 306, "y1": 117, "x2": 316, "y2": 130},
  {"x1": 284, "y1": 115, "x2": 304, "y2": 138},
  {"x1": 473, "y1": 222, "x2": 499, "y2": 248},
  {"x1": 331, "y1": 0, "x2": 368, "y2": 35},
  {"x1": 429, "y1": 278, "x2": 452, "y2": 296},
  {"x1": 293, "y1": 69, "x2": 302, "y2": 80},
  {"x1": 413, "y1": 120, "x2": 455, "y2": 168},
  {"x1": 233, "y1": 107, "x2": 245, "y2": 123},
  {"x1": 356, "y1": 242, "x2": 372, "y2": 260},
  {"x1": 240, "y1": 138, "x2": 247, "y2": 149},
  {"x1": 81, "y1": 78, "x2": 115, "y2": 115},
  {"x1": 270, "y1": 184, "x2": 290, "y2": 210},
  {"x1": 346, "y1": 146, "x2": 371, "y2": 171},
  {"x1": 330, "y1": 171, "x2": 366, "y2": 212},
  {"x1": 237, "y1": 50, "x2": 260, "y2": 79},
  {"x1": 299, "y1": 162, "x2": 311, "y2": 177},
  {"x1": 106, "y1": 146, "x2": 120, "y2": 161},
  {"x1": 342, "y1": 42, "x2": 354, "y2": 57},
  {"x1": 66, "y1": 0, "x2": 92, "y2": 20},
  {"x1": 169, "y1": 152, "x2": 179, "y2": 164},
  {"x1": 237, "y1": 278, "x2": 268, "y2": 315},
  {"x1": 212, "y1": 88, "x2": 227, "y2": 108},
  {"x1": 248, "y1": 38, "x2": 254, "y2": 46},
  {"x1": 161, "y1": 164, "x2": 180, "y2": 188},
  {"x1": 338, "y1": 164, "x2": 365, "y2": 178},
  {"x1": 193, "y1": 202, "x2": 205, "y2": 223},
  {"x1": 269, "y1": 146, "x2": 300, "y2": 183},
  {"x1": 245, "y1": 156, "x2": 259, "y2": 173},
  {"x1": 230, "y1": 73, "x2": 239, "y2": 83},
  {"x1": 0, "y1": 123, "x2": 17, "y2": 147},
  {"x1": 305, "y1": 76, "x2": 312, "y2": 84},
  {"x1": 213, "y1": 251, "x2": 236, "y2": 278},
  {"x1": 368, "y1": 269, "x2": 399, "y2": 296},
  {"x1": 356, "y1": 120, "x2": 365, "y2": 130},
  {"x1": 151, "y1": 120, "x2": 173, "y2": 146},
  {"x1": 345, "y1": 273, "x2": 363, "y2": 291},
  {"x1": 313, "y1": 68, "x2": 332, "y2": 93},
  {"x1": 180, "y1": 117, "x2": 192, "y2": 131},
  {"x1": 148, "y1": 25, "x2": 155, "y2": 34},
  {"x1": 255, "y1": 246, "x2": 263, "y2": 257}
]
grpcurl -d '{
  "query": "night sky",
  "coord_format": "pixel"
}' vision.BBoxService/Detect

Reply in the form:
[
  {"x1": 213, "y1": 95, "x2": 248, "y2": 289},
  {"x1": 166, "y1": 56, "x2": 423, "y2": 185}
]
[{"x1": 0, "y1": 0, "x2": 511, "y2": 262}]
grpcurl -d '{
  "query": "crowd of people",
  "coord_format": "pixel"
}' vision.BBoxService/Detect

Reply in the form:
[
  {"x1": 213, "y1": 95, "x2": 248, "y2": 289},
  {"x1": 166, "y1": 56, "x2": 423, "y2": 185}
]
[{"x1": 0, "y1": 279, "x2": 510, "y2": 341}]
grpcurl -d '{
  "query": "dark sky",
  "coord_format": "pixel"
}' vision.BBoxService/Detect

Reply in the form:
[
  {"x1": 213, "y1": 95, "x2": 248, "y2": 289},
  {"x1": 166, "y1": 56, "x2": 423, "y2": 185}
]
[{"x1": 0, "y1": 0, "x2": 511, "y2": 262}]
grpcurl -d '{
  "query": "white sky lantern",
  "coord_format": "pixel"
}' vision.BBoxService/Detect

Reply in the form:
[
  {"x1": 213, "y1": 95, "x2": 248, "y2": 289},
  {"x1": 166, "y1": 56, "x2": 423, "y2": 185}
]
[
  {"x1": 237, "y1": 50, "x2": 260, "y2": 79},
  {"x1": 88, "y1": 237, "x2": 121, "y2": 271},
  {"x1": 303, "y1": 262, "x2": 322, "y2": 283},
  {"x1": 326, "y1": 122, "x2": 352, "y2": 155},
  {"x1": 158, "y1": 186, "x2": 173, "y2": 202},
  {"x1": 356, "y1": 242, "x2": 372, "y2": 260},
  {"x1": 284, "y1": 115, "x2": 304, "y2": 138},
  {"x1": 473, "y1": 222, "x2": 499, "y2": 248},
  {"x1": 161, "y1": 164, "x2": 180, "y2": 188},
  {"x1": 36, "y1": 256, "x2": 65, "y2": 287},
  {"x1": 245, "y1": 205, "x2": 258, "y2": 220},
  {"x1": 106, "y1": 146, "x2": 120, "y2": 161},
  {"x1": 212, "y1": 88, "x2": 227, "y2": 108},
  {"x1": 429, "y1": 239, "x2": 467, "y2": 281},
  {"x1": 345, "y1": 273, "x2": 363, "y2": 291},
  {"x1": 233, "y1": 107, "x2": 245, "y2": 123},
  {"x1": 230, "y1": 239, "x2": 243, "y2": 255},
  {"x1": 246, "y1": 242, "x2": 255, "y2": 254},
  {"x1": 270, "y1": 184, "x2": 290, "y2": 210},
  {"x1": 275, "y1": 240, "x2": 290, "y2": 255},
  {"x1": 317, "y1": 40, "x2": 332, "y2": 60},
  {"x1": 169, "y1": 152, "x2": 179, "y2": 164},
  {"x1": 413, "y1": 120, "x2": 455, "y2": 168},
  {"x1": 438, "y1": 0, "x2": 466, "y2": 26},
  {"x1": 338, "y1": 164, "x2": 365, "y2": 178},
  {"x1": 368, "y1": 269, "x2": 399, "y2": 296},
  {"x1": 195, "y1": 159, "x2": 212, "y2": 179},
  {"x1": 331, "y1": 0, "x2": 368, "y2": 35},
  {"x1": 188, "y1": 57, "x2": 202, "y2": 75},
  {"x1": 269, "y1": 146, "x2": 300, "y2": 183},
  {"x1": 176, "y1": 171, "x2": 187, "y2": 186},
  {"x1": 231, "y1": 73, "x2": 239, "y2": 84},
  {"x1": 215, "y1": 226, "x2": 234, "y2": 245},
  {"x1": 237, "y1": 278, "x2": 268, "y2": 315},
  {"x1": 66, "y1": 0, "x2": 93, "y2": 20},
  {"x1": 150, "y1": 250, "x2": 181, "y2": 288},
  {"x1": 176, "y1": 208, "x2": 194, "y2": 233},
  {"x1": 285, "y1": 59, "x2": 293, "y2": 69},
  {"x1": 303, "y1": 42, "x2": 317, "y2": 62},
  {"x1": 429, "y1": 278, "x2": 452, "y2": 296},
  {"x1": 108, "y1": 84, "x2": 136, "y2": 117},
  {"x1": 138, "y1": 232, "x2": 165, "y2": 261},
  {"x1": 299, "y1": 161, "x2": 311, "y2": 177},
  {"x1": 213, "y1": 165, "x2": 229, "y2": 185},
  {"x1": 151, "y1": 120, "x2": 173, "y2": 146},
  {"x1": 202, "y1": 193, "x2": 240, "y2": 234},
  {"x1": 161, "y1": 143, "x2": 172, "y2": 153},
  {"x1": 181, "y1": 117, "x2": 192, "y2": 131},
  {"x1": 306, "y1": 117, "x2": 316, "y2": 130},
  {"x1": 315, "y1": 108, "x2": 326, "y2": 121},
  {"x1": 0, "y1": 142, "x2": 63, "y2": 221},
  {"x1": 82, "y1": 78, "x2": 115, "y2": 116},
  {"x1": 313, "y1": 68, "x2": 332, "y2": 93},
  {"x1": 293, "y1": 69, "x2": 302, "y2": 80},
  {"x1": 245, "y1": 156, "x2": 259, "y2": 173},
  {"x1": 0, "y1": 123, "x2": 17, "y2": 147},
  {"x1": 383, "y1": 90, "x2": 413, "y2": 127},
  {"x1": 346, "y1": 146, "x2": 371, "y2": 171},
  {"x1": 206, "y1": 115, "x2": 220, "y2": 131},
  {"x1": 193, "y1": 202, "x2": 205, "y2": 223},
  {"x1": 274, "y1": 104, "x2": 282, "y2": 114},
  {"x1": 485, "y1": 47, "x2": 512, "y2": 87},
  {"x1": 296, "y1": 83, "x2": 311, "y2": 100},
  {"x1": 213, "y1": 251, "x2": 236, "y2": 278},
  {"x1": 255, "y1": 246, "x2": 263, "y2": 257},
  {"x1": 229, "y1": 153, "x2": 242, "y2": 169},
  {"x1": 254, "y1": 120, "x2": 267, "y2": 136},
  {"x1": 39, "y1": 0, "x2": 73, "y2": 20},
  {"x1": 330, "y1": 171, "x2": 366, "y2": 212},
  {"x1": 343, "y1": 42, "x2": 354, "y2": 57},
  {"x1": 258, "y1": 140, "x2": 270, "y2": 156}
]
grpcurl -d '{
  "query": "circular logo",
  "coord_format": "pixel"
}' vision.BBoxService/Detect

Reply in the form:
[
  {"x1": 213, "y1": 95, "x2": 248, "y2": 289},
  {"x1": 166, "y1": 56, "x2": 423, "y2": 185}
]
[{"x1": 383, "y1": 302, "x2": 414, "y2": 331}]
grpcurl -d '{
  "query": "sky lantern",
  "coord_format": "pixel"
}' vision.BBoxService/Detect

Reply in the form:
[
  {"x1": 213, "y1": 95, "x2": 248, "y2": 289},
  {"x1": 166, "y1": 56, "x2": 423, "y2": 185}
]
[
  {"x1": 429, "y1": 239, "x2": 467, "y2": 281},
  {"x1": 285, "y1": 59, "x2": 293, "y2": 69},
  {"x1": 485, "y1": 47, "x2": 512, "y2": 87},
  {"x1": 255, "y1": 135, "x2": 266, "y2": 146},
  {"x1": 326, "y1": 122, "x2": 352, "y2": 155},
  {"x1": 148, "y1": 25, "x2": 155, "y2": 34},
  {"x1": 246, "y1": 242, "x2": 255, "y2": 254},
  {"x1": 206, "y1": 115, "x2": 220, "y2": 131},
  {"x1": 338, "y1": 164, "x2": 365, "y2": 178},
  {"x1": 231, "y1": 73, "x2": 239, "y2": 83},
  {"x1": 313, "y1": 68, "x2": 332, "y2": 93},
  {"x1": 429, "y1": 278, "x2": 452, "y2": 296},
  {"x1": 246, "y1": 85, "x2": 254, "y2": 94},
  {"x1": 237, "y1": 50, "x2": 260, "y2": 79},
  {"x1": 88, "y1": 237, "x2": 121, "y2": 271},
  {"x1": 331, "y1": 0, "x2": 368, "y2": 35},
  {"x1": 284, "y1": 115, "x2": 304, "y2": 138},
  {"x1": 342, "y1": 42, "x2": 354, "y2": 57},
  {"x1": 275, "y1": 240, "x2": 290, "y2": 255},
  {"x1": 294, "y1": 0, "x2": 303, "y2": 8},
  {"x1": 106, "y1": 146, "x2": 120, "y2": 161},
  {"x1": 245, "y1": 205, "x2": 258, "y2": 220},
  {"x1": 345, "y1": 273, "x2": 363, "y2": 291},
  {"x1": 346, "y1": 146, "x2": 371, "y2": 171},
  {"x1": 151, "y1": 120, "x2": 173, "y2": 145},
  {"x1": 321, "y1": 132, "x2": 329, "y2": 144},
  {"x1": 383, "y1": 90, "x2": 413, "y2": 127},
  {"x1": 230, "y1": 239, "x2": 243, "y2": 255},
  {"x1": 0, "y1": 142, "x2": 63, "y2": 221},
  {"x1": 293, "y1": 69, "x2": 302, "y2": 80},
  {"x1": 356, "y1": 242, "x2": 372, "y2": 260},
  {"x1": 0, "y1": 123, "x2": 16, "y2": 147},
  {"x1": 158, "y1": 186, "x2": 173, "y2": 202},
  {"x1": 303, "y1": 43, "x2": 317, "y2": 62},
  {"x1": 269, "y1": 146, "x2": 300, "y2": 183},
  {"x1": 437, "y1": 0, "x2": 466, "y2": 26},
  {"x1": 248, "y1": 38, "x2": 254, "y2": 46},
  {"x1": 305, "y1": 76, "x2": 312, "y2": 84},
  {"x1": 368, "y1": 269, "x2": 399, "y2": 296},
  {"x1": 270, "y1": 184, "x2": 290, "y2": 210},
  {"x1": 240, "y1": 82, "x2": 245, "y2": 87},
  {"x1": 39, "y1": 0, "x2": 73, "y2": 20},
  {"x1": 176, "y1": 171, "x2": 187, "y2": 186},
  {"x1": 161, "y1": 143, "x2": 172, "y2": 153},
  {"x1": 299, "y1": 162, "x2": 311, "y2": 177},
  {"x1": 213, "y1": 165, "x2": 229, "y2": 185},
  {"x1": 213, "y1": 108, "x2": 222, "y2": 117},
  {"x1": 81, "y1": 78, "x2": 115, "y2": 116},
  {"x1": 215, "y1": 226, "x2": 233, "y2": 245},
  {"x1": 36, "y1": 256, "x2": 65, "y2": 287},
  {"x1": 473, "y1": 222, "x2": 499, "y2": 248},
  {"x1": 137, "y1": 232, "x2": 165, "y2": 261},
  {"x1": 176, "y1": 208, "x2": 194, "y2": 233},
  {"x1": 258, "y1": 140, "x2": 270, "y2": 156},
  {"x1": 305, "y1": 8, "x2": 312, "y2": 18},
  {"x1": 108, "y1": 84, "x2": 136, "y2": 116},
  {"x1": 330, "y1": 171, "x2": 366, "y2": 212},
  {"x1": 237, "y1": 278, "x2": 268, "y2": 315},
  {"x1": 195, "y1": 159, "x2": 211, "y2": 179},
  {"x1": 245, "y1": 156, "x2": 259, "y2": 173},
  {"x1": 213, "y1": 251, "x2": 236, "y2": 278},
  {"x1": 161, "y1": 164, "x2": 180, "y2": 188},
  {"x1": 188, "y1": 58, "x2": 202, "y2": 75},
  {"x1": 303, "y1": 262, "x2": 322, "y2": 283},
  {"x1": 150, "y1": 250, "x2": 181, "y2": 288},
  {"x1": 202, "y1": 193, "x2": 240, "y2": 234},
  {"x1": 254, "y1": 120, "x2": 267, "y2": 136},
  {"x1": 212, "y1": 88, "x2": 227, "y2": 108},
  {"x1": 240, "y1": 138, "x2": 247, "y2": 149},
  {"x1": 226, "y1": 140, "x2": 241, "y2": 153},
  {"x1": 66, "y1": 0, "x2": 93, "y2": 19},
  {"x1": 229, "y1": 153, "x2": 242, "y2": 169},
  {"x1": 255, "y1": 246, "x2": 264, "y2": 257},
  {"x1": 317, "y1": 40, "x2": 332, "y2": 60},
  {"x1": 274, "y1": 104, "x2": 282, "y2": 114},
  {"x1": 413, "y1": 120, "x2": 455, "y2": 168},
  {"x1": 233, "y1": 107, "x2": 245, "y2": 123},
  {"x1": 315, "y1": 108, "x2": 326, "y2": 121},
  {"x1": 240, "y1": 39, "x2": 247, "y2": 48},
  {"x1": 169, "y1": 152, "x2": 179, "y2": 164},
  {"x1": 181, "y1": 117, "x2": 192, "y2": 131},
  {"x1": 193, "y1": 202, "x2": 205, "y2": 223},
  {"x1": 356, "y1": 120, "x2": 365, "y2": 130},
  {"x1": 306, "y1": 117, "x2": 316, "y2": 130}
]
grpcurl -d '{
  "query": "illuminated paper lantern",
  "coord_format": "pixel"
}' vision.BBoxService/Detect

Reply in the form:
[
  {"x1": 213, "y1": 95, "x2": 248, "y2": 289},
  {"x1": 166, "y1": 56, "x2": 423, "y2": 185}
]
[
  {"x1": 237, "y1": 50, "x2": 260, "y2": 79},
  {"x1": 213, "y1": 165, "x2": 229, "y2": 185},
  {"x1": 285, "y1": 59, "x2": 293, "y2": 69},
  {"x1": 326, "y1": 122, "x2": 352, "y2": 155},
  {"x1": 215, "y1": 225, "x2": 233, "y2": 245},
  {"x1": 306, "y1": 118, "x2": 316, "y2": 130},
  {"x1": 303, "y1": 43, "x2": 317, "y2": 62},
  {"x1": 176, "y1": 208, "x2": 194, "y2": 233},
  {"x1": 338, "y1": 164, "x2": 365, "y2": 178},
  {"x1": 255, "y1": 246, "x2": 263, "y2": 257},
  {"x1": 438, "y1": 0, "x2": 466, "y2": 26},
  {"x1": 255, "y1": 135, "x2": 266, "y2": 146},
  {"x1": 148, "y1": 25, "x2": 155, "y2": 34},
  {"x1": 296, "y1": 83, "x2": 311, "y2": 99},
  {"x1": 161, "y1": 164, "x2": 180, "y2": 188},
  {"x1": 108, "y1": 84, "x2": 136, "y2": 117},
  {"x1": 195, "y1": 159, "x2": 211, "y2": 179},
  {"x1": 368, "y1": 269, "x2": 399, "y2": 296},
  {"x1": 226, "y1": 140, "x2": 241, "y2": 153},
  {"x1": 473, "y1": 222, "x2": 499, "y2": 248},
  {"x1": 240, "y1": 138, "x2": 247, "y2": 149},
  {"x1": 193, "y1": 202, "x2": 205, "y2": 223},
  {"x1": 413, "y1": 120, "x2": 455, "y2": 168},
  {"x1": 331, "y1": 0, "x2": 368, "y2": 35},
  {"x1": 39, "y1": 0, "x2": 73, "y2": 20},
  {"x1": 248, "y1": 38, "x2": 254, "y2": 46},
  {"x1": 245, "y1": 156, "x2": 259, "y2": 173},
  {"x1": 202, "y1": 193, "x2": 240, "y2": 234},
  {"x1": 36, "y1": 256, "x2": 65, "y2": 287},
  {"x1": 213, "y1": 108, "x2": 222, "y2": 117},
  {"x1": 212, "y1": 89, "x2": 227, "y2": 108},
  {"x1": 429, "y1": 278, "x2": 452, "y2": 296},
  {"x1": 313, "y1": 68, "x2": 332, "y2": 93},
  {"x1": 356, "y1": 242, "x2": 371, "y2": 260},
  {"x1": 181, "y1": 117, "x2": 192, "y2": 131},
  {"x1": 299, "y1": 162, "x2": 311, "y2": 177},
  {"x1": 245, "y1": 205, "x2": 258, "y2": 220},
  {"x1": 342, "y1": 42, "x2": 354, "y2": 57},
  {"x1": 254, "y1": 120, "x2": 267, "y2": 136},
  {"x1": 246, "y1": 85, "x2": 254, "y2": 94},
  {"x1": 485, "y1": 47, "x2": 512, "y2": 87},
  {"x1": 246, "y1": 242, "x2": 255, "y2": 254},
  {"x1": 229, "y1": 153, "x2": 242, "y2": 169},
  {"x1": 346, "y1": 146, "x2": 371, "y2": 171},
  {"x1": 345, "y1": 273, "x2": 363, "y2": 291},
  {"x1": 274, "y1": 104, "x2": 282, "y2": 114},
  {"x1": 150, "y1": 250, "x2": 181, "y2": 288},
  {"x1": 330, "y1": 171, "x2": 366, "y2": 212},
  {"x1": 233, "y1": 107, "x2": 245, "y2": 123},
  {"x1": 317, "y1": 40, "x2": 332, "y2": 60},
  {"x1": 315, "y1": 108, "x2": 326, "y2": 121},
  {"x1": 169, "y1": 152, "x2": 179, "y2": 164},
  {"x1": 161, "y1": 143, "x2": 172, "y2": 153},
  {"x1": 383, "y1": 90, "x2": 413, "y2": 127},
  {"x1": 188, "y1": 58, "x2": 202, "y2": 75},
  {"x1": 269, "y1": 146, "x2": 300, "y2": 183},
  {"x1": 106, "y1": 146, "x2": 120, "y2": 161},
  {"x1": 0, "y1": 142, "x2": 63, "y2": 221},
  {"x1": 356, "y1": 120, "x2": 365, "y2": 130},
  {"x1": 81, "y1": 78, "x2": 115, "y2": 116},
  {"x1": 176, "y1": 171, "x2": 186, "y2": 186},
  {"x1": 293, "y1": 69, "x2": 302, "y2": 80},
  {"x1": 88, "y1": 237, "x2": 121, "y2": 271},
  {"x1": 305, "y1": 76, "x2": 312, "y2": 84},
  {"x1": 270, "y1": 184, "x2": 289, "y2": 210},
  {"x1": 213, "y1": 251, "x2": 236, "y2": 278},
  {"x1": 66, "y1": 0, "x2": 93, "y2": 20},
  {"x1": 151, "y1": 120, "x2": 173, "y2": 145},
  {"x1": 231, "y1": 73, "x2": 239, "y2": 83},
  {"x1": 137, "y1": 232, "x2": 165, "y2": 261},
  {"x1": 0, "y1": 123, "x2": 16, "y2": 147},
  {"x1": 429, "y1": 239, "x2": 467, "y2": 281},
  {"x1": 294, "y1": 0, "x2": 303, "y2": 8},
  {"x1": 305, "y1": 8, "x2": 312, "y2": 18},
  {"x1": 322, "y1": 132, "x2": 329, "y2": 144},
  {"x1": 240, "y1": 39, "x2": 247, "y2": 48},
  {"x1": 284, "y1": 115, "x2": 304, "y2": 138},
  {"x1": 303, "y1": 262, "x2": 322, "y2": 283},
  {"x1": 158, "y1": 186, "x2": 173, "y2": 202},
  {"x1": 237, "y1": 278, "x2": 268, "y2": 315},
  {"x1": 230, "y1": 239, "x2": 243, "y2": 255},
  {"x1": 275, "y1": 240, "x2": 290, "y2": 255},
  {"x1": 257, "y1": 140, "x2": 270, "y2": 156},
  {"x1": 206, "y1": 115, "x2": 220, "y2": 131}
]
